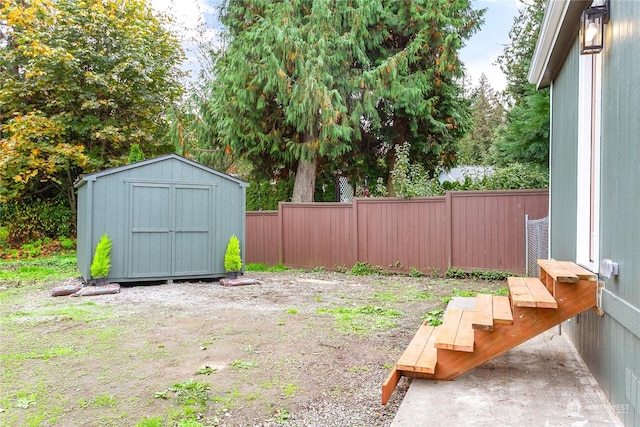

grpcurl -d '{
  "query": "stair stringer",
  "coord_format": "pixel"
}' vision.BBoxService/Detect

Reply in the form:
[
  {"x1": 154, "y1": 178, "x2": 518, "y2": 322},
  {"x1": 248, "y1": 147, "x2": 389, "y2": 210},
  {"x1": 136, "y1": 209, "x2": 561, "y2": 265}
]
[{"x1": 406, "y1": 279, "x2": 596, "y2": 381}]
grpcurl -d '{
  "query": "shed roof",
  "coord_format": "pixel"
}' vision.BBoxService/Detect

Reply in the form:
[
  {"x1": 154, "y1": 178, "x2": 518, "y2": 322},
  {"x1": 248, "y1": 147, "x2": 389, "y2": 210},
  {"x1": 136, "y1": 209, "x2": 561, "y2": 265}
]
[
  {"x1": 74, "y1": 153, "x2": 248, "y2": 189},
  {"x1": 529, "y1": 0, "x2": 591, "y2": 89}
]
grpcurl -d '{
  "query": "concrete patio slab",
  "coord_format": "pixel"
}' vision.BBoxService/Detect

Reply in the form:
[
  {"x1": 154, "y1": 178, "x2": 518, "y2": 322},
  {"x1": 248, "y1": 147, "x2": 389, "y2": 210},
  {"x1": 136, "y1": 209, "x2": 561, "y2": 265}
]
[{"x1": 391, "y1": 327, "x2": 623, "y2": 426}]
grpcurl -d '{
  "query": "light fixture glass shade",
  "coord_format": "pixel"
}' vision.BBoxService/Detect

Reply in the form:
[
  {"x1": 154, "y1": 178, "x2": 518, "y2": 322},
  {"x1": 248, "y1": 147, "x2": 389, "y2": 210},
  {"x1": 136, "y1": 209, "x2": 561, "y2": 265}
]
[{"x1": 580, "y1": 5, "x2": 607, "y2": 55}]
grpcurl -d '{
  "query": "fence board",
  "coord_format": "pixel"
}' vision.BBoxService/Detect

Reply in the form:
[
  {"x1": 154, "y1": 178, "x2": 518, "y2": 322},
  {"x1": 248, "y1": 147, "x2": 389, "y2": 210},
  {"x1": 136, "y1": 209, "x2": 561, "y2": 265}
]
[
  {"x1": 281, "y1": 203, "x2": 354, "y2": 269},
  {"x1": 245, "y1": 211, "x2": 279, "y2": 266},
  {"x1": 449, "y1": 190, "x2": 549, "y2": 273},
  {"x1": 245, "y1": 189, "x2": 549, "y2": 275},
  {"x1": 355, "y1": 198, "x2": 448, "y2": 274}
]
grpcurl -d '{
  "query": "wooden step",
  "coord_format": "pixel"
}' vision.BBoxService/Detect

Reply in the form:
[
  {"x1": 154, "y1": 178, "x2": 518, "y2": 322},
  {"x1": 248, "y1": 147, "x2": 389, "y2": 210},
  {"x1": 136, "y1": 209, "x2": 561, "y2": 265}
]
[
  {"x1": 420, "y1": 276, "x2": 597, "y2": 381},
  {"x1": 396, "y1": 323, "x2": 437, "y2": 374},
  {"x1": 381, "y1": 324, "x2": 437, "y2": 405},
  {"x1": 473, "y1": 294, "x2": 514, "y2": 330},
  {"x1": 493, "y1": 295, "x2": 514, "y2": 325},
  {"x1": 435, "y1": 308, "x2": 474, "y2": 352},
  {"x1": 472, "y1": 294, "x2": 494, "y2": 331},
  {"x1": 553, "y1": 261, "x2": 597, "y2": 280},
  {"x1": 538, "y1": 259, "x2": 598, "y2": 283},
  {"x1": 508, "y1": 276, "x2": 557, "y2": 309}
]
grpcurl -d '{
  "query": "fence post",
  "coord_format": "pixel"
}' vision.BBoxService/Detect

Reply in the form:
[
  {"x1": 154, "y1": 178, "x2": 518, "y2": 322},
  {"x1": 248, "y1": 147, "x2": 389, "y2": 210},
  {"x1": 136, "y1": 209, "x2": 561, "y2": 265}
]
[
  {"x1": 525, "y1": 214, "x2": 530, "y2": 276},
  {"x1": 445, "y1": 191, "x2": 453, "y2": 272},
  {"x1": 352, "y1": 198, "x2": 359, "y2": 266},
  {"x1": 278, "y1": 202, "x2": 284, "y2": 265}
]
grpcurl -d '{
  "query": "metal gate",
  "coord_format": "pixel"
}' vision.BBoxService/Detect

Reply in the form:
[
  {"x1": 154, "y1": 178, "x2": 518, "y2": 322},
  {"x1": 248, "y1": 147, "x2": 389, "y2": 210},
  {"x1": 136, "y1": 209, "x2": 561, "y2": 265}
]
[{"x1": 525, "y1": 215, "x2": 549, "y2": 277}]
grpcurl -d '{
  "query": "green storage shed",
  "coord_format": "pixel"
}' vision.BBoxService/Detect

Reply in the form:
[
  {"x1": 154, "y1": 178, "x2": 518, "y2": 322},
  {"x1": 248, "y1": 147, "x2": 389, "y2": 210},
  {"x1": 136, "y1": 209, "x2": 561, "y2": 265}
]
[{"x1": 75, "y1": 154, "x2": 248, "y2": 283}]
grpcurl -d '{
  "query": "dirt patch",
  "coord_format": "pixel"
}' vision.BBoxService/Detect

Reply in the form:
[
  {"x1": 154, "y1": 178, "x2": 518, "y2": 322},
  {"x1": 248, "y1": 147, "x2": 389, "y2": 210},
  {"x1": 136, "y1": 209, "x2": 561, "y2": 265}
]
[{"x1": 0, "y1": 271, "x2": 506, "y2": 426}]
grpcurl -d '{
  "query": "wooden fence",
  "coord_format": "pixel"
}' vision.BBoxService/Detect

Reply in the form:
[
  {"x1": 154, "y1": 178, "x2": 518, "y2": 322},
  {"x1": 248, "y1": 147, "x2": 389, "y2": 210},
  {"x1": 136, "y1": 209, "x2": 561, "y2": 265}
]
[{"x1": 245, "y1": 189, "x2": 549, "y2": 275}]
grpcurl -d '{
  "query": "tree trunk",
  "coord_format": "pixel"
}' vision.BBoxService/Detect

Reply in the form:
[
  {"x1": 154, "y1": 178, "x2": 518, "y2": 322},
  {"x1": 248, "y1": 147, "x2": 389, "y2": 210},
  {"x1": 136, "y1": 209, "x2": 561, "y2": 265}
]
[
  {"x1": 386, "y1": 146, "x2": 396, "y2": 197},
  {"x1": 292, "y1": 132, "x2": 318, "y2": 202},
  {"x1": 292, "y1": 158, "x2": 317, "y2": 202}
]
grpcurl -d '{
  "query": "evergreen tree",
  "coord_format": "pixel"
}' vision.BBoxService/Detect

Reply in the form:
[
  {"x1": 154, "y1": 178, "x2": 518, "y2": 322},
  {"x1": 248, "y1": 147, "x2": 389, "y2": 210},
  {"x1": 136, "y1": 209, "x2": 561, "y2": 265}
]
[
  {"x1": 492, "y1": 0, "x2": 550, "y2": 166},
  {"x1": 202, "y1": 0, "x2": 483, "y2": 201},
  {"x1": 496, "y1": 0, "x2": 546, "y2": 105},
  {"x1": 457, "y1": 74, "x2": 505, "y2": 165}
]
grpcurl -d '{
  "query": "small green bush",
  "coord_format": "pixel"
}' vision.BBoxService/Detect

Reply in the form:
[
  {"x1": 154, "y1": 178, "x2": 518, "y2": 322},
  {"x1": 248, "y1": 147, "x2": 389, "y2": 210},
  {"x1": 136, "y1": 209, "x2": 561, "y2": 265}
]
[
  {"x1": 445, "y1": 267, "x2": 466, "y2": 279},
  {"x1": 59, "y1": 236, "x2": 75, "y2": 250},
  {"x1": 348, "y1": 262, "x2": 384, "y2": 276},
  {"x1": 0, "y1": 226, "x2": 8, "y2": 242},
  {"x1": 224, "y1": 235, "x2": 242, "y2": 272},
  {"x1": 470, "y1": 269, "x2": 514, "y2": 281},
  {"x1": 90, "y1": 234, "x2": 112, "y2": 278}
]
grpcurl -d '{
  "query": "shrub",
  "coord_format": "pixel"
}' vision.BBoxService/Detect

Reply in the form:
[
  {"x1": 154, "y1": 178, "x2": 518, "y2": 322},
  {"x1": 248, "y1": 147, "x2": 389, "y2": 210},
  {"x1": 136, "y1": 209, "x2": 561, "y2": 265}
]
[
  {"x1": 348, "y1": 262, "x2": 385, "y2": 276},
  {"x1": 1, "y1": 196, "x2": 74, "y2": 246},
  {"x1": 90, "y1": 233, "x2": 112, "y2": 278},
  {"x1": 445, "y1": 267, "x2": 466, "y2": 279},
  {"x1": 246, "y1": 179, "x2": 294, "y2": 211},
  {"x1": 224, "y1": 235, "x2": 242, "y2": 272},
  {"x1": 127, "y1": 144, "x2": 146, "y2": 164}
]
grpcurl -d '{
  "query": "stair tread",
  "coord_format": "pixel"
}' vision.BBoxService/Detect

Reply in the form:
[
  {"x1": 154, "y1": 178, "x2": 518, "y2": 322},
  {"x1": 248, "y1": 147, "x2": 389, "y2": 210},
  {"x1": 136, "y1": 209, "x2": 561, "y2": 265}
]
[
  {"x1": 537, "y1": 259, "x2": 580, "y2": 283},
  {"x1": 472, "y1": 294, "x2": 494, "y2": 330},
  {"x1": 493, "y1": 295, "x2": 514, "y2": 324},
  {"x1": 541, "y1": 259, "x2": 597, "y2": 281},
  {"x1": 396, "y1": 324, "x2": 437, "y2": 373},
  {"x1": 435, "y1": 308, "x2": 474, "y2": 352},
  {"x1": 508, "y1": 276, "x2": 558, "y2": 308}
]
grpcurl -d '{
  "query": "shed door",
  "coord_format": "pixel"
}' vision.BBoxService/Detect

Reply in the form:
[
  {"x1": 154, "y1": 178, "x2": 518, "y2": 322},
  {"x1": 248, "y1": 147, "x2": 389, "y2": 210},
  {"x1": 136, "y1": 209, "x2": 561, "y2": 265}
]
[
  {"x1": 130, "y1": 183, "x2": 172, "y2": 278},
  {"x1": 173, "y1": 185, "x2": 212, "y2": 276},
  {"x1": 129, "y1": 183, "x2": 213, "y2": 278}
]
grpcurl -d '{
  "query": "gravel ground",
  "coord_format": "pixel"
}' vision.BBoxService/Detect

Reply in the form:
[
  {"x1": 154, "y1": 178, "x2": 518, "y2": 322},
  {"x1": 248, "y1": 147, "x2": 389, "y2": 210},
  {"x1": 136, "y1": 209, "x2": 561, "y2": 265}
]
[{"x1": 1, "y1": 270, "x2": 505, "y2": 426}]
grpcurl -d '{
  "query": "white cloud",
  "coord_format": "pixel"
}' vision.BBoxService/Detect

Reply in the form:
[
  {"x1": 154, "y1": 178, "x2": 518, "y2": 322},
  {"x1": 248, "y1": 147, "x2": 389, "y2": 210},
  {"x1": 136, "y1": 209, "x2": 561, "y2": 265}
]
[{"x1": 150, "y1": 0, "x2": 223, "y2": 82}]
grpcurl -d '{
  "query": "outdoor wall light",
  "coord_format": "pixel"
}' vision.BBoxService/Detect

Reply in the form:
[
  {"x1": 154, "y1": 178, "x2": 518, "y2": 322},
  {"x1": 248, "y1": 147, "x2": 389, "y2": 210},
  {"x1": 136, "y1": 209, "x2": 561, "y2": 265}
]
[{"x1": 580, "y1": 0, "x2": 610, "y2": 55}]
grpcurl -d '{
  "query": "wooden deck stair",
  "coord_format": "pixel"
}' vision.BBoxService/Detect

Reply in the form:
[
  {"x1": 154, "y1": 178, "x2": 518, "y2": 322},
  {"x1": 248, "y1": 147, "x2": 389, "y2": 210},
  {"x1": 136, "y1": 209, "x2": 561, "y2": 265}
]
[{"x1": 381, "y1": 259, "x2": 597, "y2": 405}]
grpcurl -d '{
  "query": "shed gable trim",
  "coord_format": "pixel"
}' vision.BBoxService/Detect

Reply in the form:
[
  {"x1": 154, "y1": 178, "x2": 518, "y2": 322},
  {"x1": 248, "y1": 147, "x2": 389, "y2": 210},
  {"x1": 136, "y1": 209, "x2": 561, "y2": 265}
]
[
  {"x1": 75, "y1": 154, "x2": 248, "y2": 188},
  {"x1": 529, "y1": 0, "x2": 591, "y2": 88}
]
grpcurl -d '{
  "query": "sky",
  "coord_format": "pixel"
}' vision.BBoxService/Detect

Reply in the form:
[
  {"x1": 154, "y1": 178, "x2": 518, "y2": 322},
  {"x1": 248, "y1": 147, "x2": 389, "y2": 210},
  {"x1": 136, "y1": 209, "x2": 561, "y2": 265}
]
[
  {"x1": 150, "y1": 0, "x2": 521, "y2": 92},
  {"x1": 460, "y1": 0, "x2": 523, "y2": 92}
]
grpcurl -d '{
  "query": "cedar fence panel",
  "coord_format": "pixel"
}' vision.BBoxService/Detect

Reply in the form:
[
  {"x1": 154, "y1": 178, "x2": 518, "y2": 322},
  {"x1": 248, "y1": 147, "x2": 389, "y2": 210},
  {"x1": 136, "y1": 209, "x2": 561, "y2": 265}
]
[
  {"x1": 245, "y1": 189, "x2": 549, "y2": 275},
  {"x1": 245, "y1": 211, "x2": 279, "y2": 266},
  {"x1": 449, "y1": 190, "x2": 549, "y2": 273},
  {"x1": 354, "y1": 197, "x2": 448, "y2": 274},
  {"x1": 280, "y1": 203, "x2": 355, "y2": 269}
]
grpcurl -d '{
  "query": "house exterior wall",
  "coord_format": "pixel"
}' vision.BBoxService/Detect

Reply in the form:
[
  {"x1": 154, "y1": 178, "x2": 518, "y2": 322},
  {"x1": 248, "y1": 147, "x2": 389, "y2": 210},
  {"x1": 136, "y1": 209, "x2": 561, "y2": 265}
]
[
  {"x1": 548, "y1": 39, "x2": 579, "y2": 262},
  {"x1": 546, "y1": 2, "x2": 640, "y2": 424},
  {"x1": 76, "y1": 155, "x2": 247, "y2": 283},
  {"x1": 596, "y1": 2, "x2": 640, "y2": 424}
]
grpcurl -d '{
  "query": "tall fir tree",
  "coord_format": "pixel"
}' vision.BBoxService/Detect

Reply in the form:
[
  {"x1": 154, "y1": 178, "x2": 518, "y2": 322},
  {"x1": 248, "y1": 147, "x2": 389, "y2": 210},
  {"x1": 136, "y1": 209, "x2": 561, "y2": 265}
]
[
  {"x1": 456, "y1": 74, "x2": 505, "y2": 165},
  {"x1": 491, "y1": 0, "x2": 550, "y2": 167},
  {"x1": 201, "y1": 0, "x2": 483, "y2": 201}
]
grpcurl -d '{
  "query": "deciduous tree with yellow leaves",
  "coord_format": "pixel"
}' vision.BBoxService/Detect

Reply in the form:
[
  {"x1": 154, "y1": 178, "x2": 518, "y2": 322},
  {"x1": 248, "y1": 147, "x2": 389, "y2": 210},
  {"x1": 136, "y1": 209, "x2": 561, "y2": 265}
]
[{"x1": 0, "y1": 0, "x2": 185, "y2": 241}]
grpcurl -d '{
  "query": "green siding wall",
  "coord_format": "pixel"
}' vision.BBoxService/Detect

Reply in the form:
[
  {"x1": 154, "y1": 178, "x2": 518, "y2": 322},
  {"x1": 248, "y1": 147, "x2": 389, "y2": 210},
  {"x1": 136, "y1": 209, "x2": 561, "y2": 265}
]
[
  {"x1": 549, "y1": 39, "x2": 579, "y2": 261},
  {"x1": 600, "y1": 0, "x2": 640, "y2": 306},
  {"x1": 597, "y1": 1, "x2": 640, "y2": 424},
  {"x1": 549, "y1": 2, "x2": 640, "y2": 425}
]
